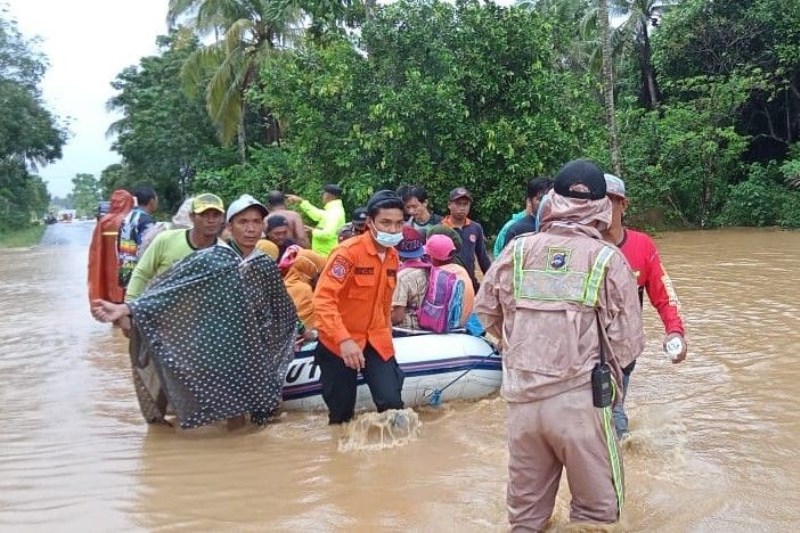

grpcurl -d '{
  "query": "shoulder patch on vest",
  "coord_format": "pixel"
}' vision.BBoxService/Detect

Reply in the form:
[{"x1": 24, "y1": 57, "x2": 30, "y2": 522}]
[{"x1": 328, "y1": 254, "x2": 353, "y2": 282}]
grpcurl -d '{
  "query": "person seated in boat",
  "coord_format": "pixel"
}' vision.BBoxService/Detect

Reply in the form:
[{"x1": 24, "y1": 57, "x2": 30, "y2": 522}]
[
  {"x1": 424, "y1": 234, "x2": 475, "y2": 326},
  {"x1": 392, "y1": 229, "x2": 473, "y2": 332},
  {"x1": 391, "y1": 227, "x2": 429, "y2": 329},
  {"x1": 265, "y1": 214, "x2": 296, "y2": 260},
  {"x1": 426, "y1": 224, "x2": 465, "y2": 269},
  {"x1": 279, "y1": 245, "x2": 327, "y2": 330}
]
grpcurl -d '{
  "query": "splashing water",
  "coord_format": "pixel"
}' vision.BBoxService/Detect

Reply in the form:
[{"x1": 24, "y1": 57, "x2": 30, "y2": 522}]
[{"x1": 338, "y1": 409, "x2": 421, "y2": 452}]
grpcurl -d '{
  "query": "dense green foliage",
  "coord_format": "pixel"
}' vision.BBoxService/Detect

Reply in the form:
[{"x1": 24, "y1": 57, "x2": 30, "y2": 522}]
[
  {"x1": 71, "y1": 173, "x2": 101, "y2": 218},
  {"x1": 252, "y1": 1, "x2": 606, "y2": 227},
  {"x1": 103, "y1": 0, "x2": 800, "y2": 229},
  {"x1": 0, "y1": 13, "x2": 65, "y2": 230}
]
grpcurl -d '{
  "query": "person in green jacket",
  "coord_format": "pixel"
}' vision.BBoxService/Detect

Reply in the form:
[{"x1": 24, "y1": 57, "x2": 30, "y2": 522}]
[{"x1": 286, "y1": 184, "x2": 346, "y2": 256}]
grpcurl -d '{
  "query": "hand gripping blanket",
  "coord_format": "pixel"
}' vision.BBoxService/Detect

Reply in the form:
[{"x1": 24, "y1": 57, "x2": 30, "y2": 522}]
[{"x1": 128, "y1": 245, "x2": 297, "y2": 429}]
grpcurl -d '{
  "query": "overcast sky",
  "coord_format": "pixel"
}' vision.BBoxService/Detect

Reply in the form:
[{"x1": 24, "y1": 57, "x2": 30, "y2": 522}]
[{"x1": 6, "y1": 0, "x2": 168, "y2": 197}]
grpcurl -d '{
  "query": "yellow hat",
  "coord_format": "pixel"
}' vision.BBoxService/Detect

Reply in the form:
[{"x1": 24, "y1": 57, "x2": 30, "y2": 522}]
[{"x1": 191, "y1": 193, "x2": 225, "y2": 214}]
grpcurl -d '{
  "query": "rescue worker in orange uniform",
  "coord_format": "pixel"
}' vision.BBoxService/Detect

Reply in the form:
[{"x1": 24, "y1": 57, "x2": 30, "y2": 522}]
[
  {"x1": 313, "y1": 190, "x2": 406, "y2": 424},
  {"x1": 88, "y1": 189, "x2": 134, "y2": 306}
]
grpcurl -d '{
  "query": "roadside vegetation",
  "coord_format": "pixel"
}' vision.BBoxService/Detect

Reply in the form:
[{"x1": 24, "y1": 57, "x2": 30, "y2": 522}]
[
  {"x1": 0, "y1": 13, "x2": 66, "y2": 236},
  {"x1": 0, "y1": 224, "x2": 45, "y2": 248},
  {"x1": 3, "y1": 1, "x2": 800, "y2": 234}
]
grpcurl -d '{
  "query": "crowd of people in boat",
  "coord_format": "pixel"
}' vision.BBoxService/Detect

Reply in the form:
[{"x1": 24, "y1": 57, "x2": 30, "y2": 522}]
[{"x1": 87, "y1": 158, "x2": 688, "y2": 531}]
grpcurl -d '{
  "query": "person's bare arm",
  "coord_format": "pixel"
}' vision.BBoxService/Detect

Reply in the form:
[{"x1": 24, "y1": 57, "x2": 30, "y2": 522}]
[
  {"x1": 391, "y1": 306, "x2": 406, "y2": 325},
  {"x1": 91, "y1": 300, "x2": 131, "y2": 323}
]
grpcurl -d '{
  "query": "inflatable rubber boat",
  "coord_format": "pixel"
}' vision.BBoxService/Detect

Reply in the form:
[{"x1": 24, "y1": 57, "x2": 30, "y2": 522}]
[{"x1": 282, "y1": 331, "x2": 502, "y2": 411}]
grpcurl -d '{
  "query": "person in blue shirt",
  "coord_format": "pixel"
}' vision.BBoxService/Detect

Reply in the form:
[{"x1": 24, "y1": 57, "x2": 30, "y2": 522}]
[
  {"x1": 117, "y1": 184, "x2": 158, "y2": 289},
  {"x1": 494, "y1": 176, "x2": 552, "y2": 255},
  {"x1": 502, "y1": 177, "x2": 553, "y2": 250}
]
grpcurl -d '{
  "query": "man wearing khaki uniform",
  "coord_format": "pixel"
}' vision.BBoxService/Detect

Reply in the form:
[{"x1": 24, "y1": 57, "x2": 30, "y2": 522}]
[{"x1": 475, "y1": 159, "x2": 645, "y2": 531}]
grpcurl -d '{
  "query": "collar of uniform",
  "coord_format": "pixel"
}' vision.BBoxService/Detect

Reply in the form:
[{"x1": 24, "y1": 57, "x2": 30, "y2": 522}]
[
  {"x1": 357, "y1": 230, "x2": 398, "y2": 261},
  {"x1": 443, "y1": 215, "x2": 472, "y2": 228},
  {"x1": 358, "y1": 230, "x2": 380, "y2": 256},
  {"x1": 325, "y1": 198, "x2": 343, "y2": 210},
  {"x1": 547, "y1": 221, "x2": 604, "y2": 240}
]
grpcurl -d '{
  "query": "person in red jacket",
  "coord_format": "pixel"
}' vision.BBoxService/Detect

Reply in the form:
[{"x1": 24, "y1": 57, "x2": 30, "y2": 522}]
[
  {"x1": 88, "y1": 189, "x2": 134, "y2": 307},
  {"x1": 603, "y1": 174, "x2": 687, "y2": 438}
]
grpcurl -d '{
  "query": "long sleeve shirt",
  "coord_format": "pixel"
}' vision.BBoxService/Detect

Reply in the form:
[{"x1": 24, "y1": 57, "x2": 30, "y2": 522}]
[
  {"x1": 313, "y1": 232, "x2": 398, "y2": 360},
  {"x1": 443, "y1": 216, "x2": 492, "y2": 289},
  {"x1": 125, "y1": 229, "x2": 201, "y2": 302},
  {"x1": 299, "y1": 199, "x2": 346, "y2": 256},
  {"x1": 618, "y1": 229, "x2": 685, "y2": 336}
]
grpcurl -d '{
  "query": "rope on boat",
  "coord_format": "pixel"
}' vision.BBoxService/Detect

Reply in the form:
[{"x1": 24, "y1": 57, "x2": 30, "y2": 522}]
[{"x1": 424, "y1": 350, "x2": 498, "y2": 407}]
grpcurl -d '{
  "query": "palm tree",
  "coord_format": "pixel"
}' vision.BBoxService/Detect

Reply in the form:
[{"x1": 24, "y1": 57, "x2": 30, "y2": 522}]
[
  {"x1": 168, "y1": 0, "x2": 302, "y2": 160},
  {"x1": 610, "y1": 0, "x2": 672, "y2": 109},
  {"x1": 579, "y1": 0, "x2": 673, "y2": 109},
  {"x1": 516, "y1": 0, "x2": 597, "y2": 74},
  {"x1": 598, "y1": 0, "x2": 622, "y2": 175}
]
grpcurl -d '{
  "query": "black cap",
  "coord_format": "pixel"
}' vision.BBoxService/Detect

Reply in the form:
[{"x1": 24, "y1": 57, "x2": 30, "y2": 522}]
[
  {"x1": 323, "y1": 183, "x2": 343, "y2": 197},
  {"x1": 366, "y1": 190, "x2": 404, "y2": 215},
  {"x1": 449, "y1": 187, "x2": 473, "y2": 201},
  {"x1": 352, "y1": 207, "x2": 368, "y2": 226},
  {"x1": 553, "y1": 159, "x2": 606, "y2": 200}
]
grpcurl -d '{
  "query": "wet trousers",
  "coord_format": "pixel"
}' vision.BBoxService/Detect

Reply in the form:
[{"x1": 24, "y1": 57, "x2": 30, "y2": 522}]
[
  {"x1": 507, "y1": 384, "x2": 624, "y2": 532},
  {"x1": 612, "y1": 360, "x2": 636, "y2": 438},
  {"x1": 315, "y1": 341, "x2": 405, "y2": 424}
]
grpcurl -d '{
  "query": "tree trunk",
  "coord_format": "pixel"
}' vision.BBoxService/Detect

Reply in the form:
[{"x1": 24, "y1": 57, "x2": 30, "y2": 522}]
[
  {"x1": 598, "y1": 0, "x2": 622, "y2": 176},
  {"x1": 237, "y1": 104, "x2": 247, "y2": 163},
  {"x1": 640, "y1": 25, "x2": 660, "y2": 109}
]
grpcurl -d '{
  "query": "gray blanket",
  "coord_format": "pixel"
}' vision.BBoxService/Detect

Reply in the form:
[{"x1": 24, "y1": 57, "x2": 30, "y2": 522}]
[{"x1": 129, "y1": 245, "x2": 297, "y2": 429}]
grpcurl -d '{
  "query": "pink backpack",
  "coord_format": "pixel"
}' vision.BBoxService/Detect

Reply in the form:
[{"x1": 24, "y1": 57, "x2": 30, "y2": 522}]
[
  {"x1": 399, "y1": 260, "x2": 464, "y2": 333},
  {"x1": 418, "y1": 266, "x2": 464, "y2": 333}
]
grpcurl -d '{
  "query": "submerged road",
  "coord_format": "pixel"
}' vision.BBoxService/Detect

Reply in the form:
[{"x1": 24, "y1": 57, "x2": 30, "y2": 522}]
[{"x1": 0, "y1": 222, "x2": 799, "y2": 530}]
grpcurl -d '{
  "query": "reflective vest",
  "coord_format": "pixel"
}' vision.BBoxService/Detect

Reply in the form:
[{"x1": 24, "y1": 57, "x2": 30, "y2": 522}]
[{"x1": 512, "y1": 239, "x2": 615, "y2": 307}]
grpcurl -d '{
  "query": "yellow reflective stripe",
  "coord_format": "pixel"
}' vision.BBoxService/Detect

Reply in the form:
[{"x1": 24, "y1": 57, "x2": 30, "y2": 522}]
[
  {"x1": 101, "y1": 231, "x2": 119, "y2": 236},
  {"x1": 583, "y1": 246, "x2": 614, "y2": 306},
  {"x1": 601, "y1": 404, "x2": 625, "y2": 514},
  {"x1": 513, "y1": 238, "x2": 524, "y2": 299}
]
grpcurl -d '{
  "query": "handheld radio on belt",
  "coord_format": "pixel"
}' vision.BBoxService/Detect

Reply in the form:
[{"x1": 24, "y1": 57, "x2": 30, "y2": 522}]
[{"x1": 591, "y1": 311, "x2": 613, "y2": 408}]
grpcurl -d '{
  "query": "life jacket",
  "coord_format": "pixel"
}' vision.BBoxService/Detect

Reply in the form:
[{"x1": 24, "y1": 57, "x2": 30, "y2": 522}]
[{"x1": 401, "y1": 260, "x2": 464, "y2": 333}]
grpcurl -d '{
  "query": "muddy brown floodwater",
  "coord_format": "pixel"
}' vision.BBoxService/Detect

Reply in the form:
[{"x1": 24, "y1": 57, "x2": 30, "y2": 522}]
[{"x1": 1, "y1": 223, "x2": 799, "y2": 531}]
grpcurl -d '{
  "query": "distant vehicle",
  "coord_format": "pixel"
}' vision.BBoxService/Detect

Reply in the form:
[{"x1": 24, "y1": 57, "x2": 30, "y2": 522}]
[{"x1": 96, "y1": 201, "x2": 111, "y2": 220}]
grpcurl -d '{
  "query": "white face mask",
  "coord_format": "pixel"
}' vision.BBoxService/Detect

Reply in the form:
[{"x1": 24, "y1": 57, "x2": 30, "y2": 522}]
[{"x1": 373, "y1": 229, "x2": 403, "y2": 247}]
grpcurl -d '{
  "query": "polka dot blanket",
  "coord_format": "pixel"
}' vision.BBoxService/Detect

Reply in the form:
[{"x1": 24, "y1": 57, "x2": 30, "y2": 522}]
[{"x1": 129, "y1": 245, "x2": 298, "y2": 429}]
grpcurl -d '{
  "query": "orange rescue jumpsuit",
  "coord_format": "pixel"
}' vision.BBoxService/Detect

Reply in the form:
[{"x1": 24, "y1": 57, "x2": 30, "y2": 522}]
[{"x1": 313, "y1": 232, "x2": 403, "y2": 423}]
